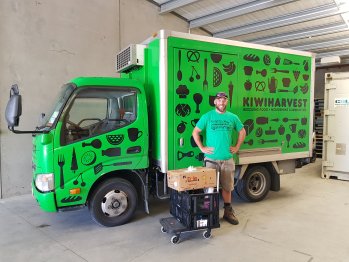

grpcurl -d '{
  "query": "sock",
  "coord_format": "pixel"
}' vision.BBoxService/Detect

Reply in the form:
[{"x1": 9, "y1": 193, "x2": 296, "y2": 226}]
[{"x1": 224, "y1": 203, "x2": 231, "y2": 208}]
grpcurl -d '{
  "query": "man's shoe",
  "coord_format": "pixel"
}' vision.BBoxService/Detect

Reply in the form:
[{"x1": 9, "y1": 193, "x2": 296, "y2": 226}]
[{"x1": 223, "y1": 206, "x2": 239, "y2": 225}]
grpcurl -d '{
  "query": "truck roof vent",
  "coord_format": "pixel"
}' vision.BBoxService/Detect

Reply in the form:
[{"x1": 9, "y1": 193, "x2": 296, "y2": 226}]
[{"x1": 116, "y1": 44, "x2": 146, "y2": 73}]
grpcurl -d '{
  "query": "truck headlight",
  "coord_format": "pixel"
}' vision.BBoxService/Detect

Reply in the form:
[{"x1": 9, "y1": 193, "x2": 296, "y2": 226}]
[{"x1": 35, "y1": 173, "x2": 54, "y2": 192}]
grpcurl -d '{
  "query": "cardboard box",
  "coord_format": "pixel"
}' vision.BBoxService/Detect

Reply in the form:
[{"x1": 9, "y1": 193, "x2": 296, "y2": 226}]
[{"x1": 167, "y1": 167, "x2": 217, "y2": 191}]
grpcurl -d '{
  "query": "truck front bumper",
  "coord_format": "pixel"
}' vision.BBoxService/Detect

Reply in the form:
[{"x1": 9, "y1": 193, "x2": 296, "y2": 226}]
[{"x1": 32, "y1": 181, "x2": 57, "y2": 212}]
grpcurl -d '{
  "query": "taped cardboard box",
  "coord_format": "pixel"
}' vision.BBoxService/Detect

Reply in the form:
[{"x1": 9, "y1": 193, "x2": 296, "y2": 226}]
[{"x1": 167, "y1": 167, "x2": 216, "y2": 191}]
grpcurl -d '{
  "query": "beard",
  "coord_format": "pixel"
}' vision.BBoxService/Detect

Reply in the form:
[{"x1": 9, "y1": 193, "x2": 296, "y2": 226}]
[{"x1": 215, "y1": 104, "x2": 226, "y2": 113}]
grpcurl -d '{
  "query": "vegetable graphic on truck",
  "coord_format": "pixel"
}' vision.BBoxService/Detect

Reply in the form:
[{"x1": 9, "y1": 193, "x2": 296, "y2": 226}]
[{"x1": 5, "y1": 30, "x2": 315, "y2": 226}]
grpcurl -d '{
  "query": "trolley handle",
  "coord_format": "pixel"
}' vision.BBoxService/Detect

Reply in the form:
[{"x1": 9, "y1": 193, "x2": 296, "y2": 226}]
[{"x1": 204, "y1": 159, "x2": 220, "y2": 190}]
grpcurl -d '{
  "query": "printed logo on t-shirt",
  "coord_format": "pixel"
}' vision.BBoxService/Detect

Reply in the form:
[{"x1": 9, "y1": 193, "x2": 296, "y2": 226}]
[{"x1": 210, "y1": 120, "x2": 233, "y2": 131}]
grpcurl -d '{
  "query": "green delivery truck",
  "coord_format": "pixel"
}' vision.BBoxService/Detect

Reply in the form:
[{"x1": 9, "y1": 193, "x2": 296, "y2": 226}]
[{"x1": 5, "y1": 30, "x2": 315, "y2": 227}]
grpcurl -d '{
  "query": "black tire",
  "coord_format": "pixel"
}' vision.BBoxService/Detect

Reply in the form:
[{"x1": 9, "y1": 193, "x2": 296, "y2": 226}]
[
  {"x1": 295, "y1": 159, "x2": 303, "y2": 168},
  {"x1": 310, "y1": 149, "x2": 316, "y2": 163},
  {"x1": 236, "y1": 166, "x2": 271, "y2": 202},
  {"x1": 88, "y1": 178, "x2": 137, "y2": 227},
  {"x1": 203, "y1": 230, "x2": 211, "y2": 239},
  {"x1": 171, "y1": 235, "x2": 180, "y2": 244},
  {"x1": 161, "y1": 226, "x2": 167, "y2": 233}
]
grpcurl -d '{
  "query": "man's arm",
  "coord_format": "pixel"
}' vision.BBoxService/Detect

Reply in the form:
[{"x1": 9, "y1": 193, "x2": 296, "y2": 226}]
[
  {"x1": 230, "y1": 128, "x2": 246, "y2": 154},
  {"x1": 192, "y1": 127, "x2": 214, "y2": 154}
]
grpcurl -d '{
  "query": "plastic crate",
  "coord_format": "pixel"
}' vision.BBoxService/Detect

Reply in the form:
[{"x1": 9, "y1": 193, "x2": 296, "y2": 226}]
[{"x1": 169, "y1": 189, "x2": 220, "y2": 230}]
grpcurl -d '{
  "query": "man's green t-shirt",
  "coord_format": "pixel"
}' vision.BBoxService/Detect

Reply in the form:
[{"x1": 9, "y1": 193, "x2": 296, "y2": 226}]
[{"x1": 196, "y1": 110, "x2": 244, "y2": 160}]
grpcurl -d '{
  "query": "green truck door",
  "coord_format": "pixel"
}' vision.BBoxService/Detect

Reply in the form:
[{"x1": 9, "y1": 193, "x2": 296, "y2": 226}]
[{"x1": 53, "y1": 86, "x2": 145, "y2": 207}]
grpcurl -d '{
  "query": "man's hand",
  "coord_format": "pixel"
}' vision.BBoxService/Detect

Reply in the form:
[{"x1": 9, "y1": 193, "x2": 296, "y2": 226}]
[
  {"x1": 192, "y1": 126, "x2": 214, "y2": 155},
  {"x1": 231, "y1": 128, "x2": 246, "y2": 154},
  {"x1": 230, "y1": 146, "x2": 239, "y2": 154},
  {"x1": 201, "y1": 146, "x2": 214, "y2": 154}
]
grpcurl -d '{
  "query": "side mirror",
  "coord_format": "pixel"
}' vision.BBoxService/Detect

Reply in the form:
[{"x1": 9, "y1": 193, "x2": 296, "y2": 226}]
[{"x1": 5, "y1": 84, "x2": 22, "y2": 128}]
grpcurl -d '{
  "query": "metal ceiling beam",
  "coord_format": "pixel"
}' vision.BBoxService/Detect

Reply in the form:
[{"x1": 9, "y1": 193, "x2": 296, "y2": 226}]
[
  {"x1": 189, "y1": 0, "x2": 297, "y2": 29},
  {"x1": 288, "y1": 37, "x2": 349, "y2": 51},
  {"x1": 214, "y1": 3, "x2": 342, "y2": 39},
  {"x1": 160, "y1": 0, "x2": 201, "y2": 14},
  {"x1": 250, "y1": 23, "x2": 348, "y2": 45},
  {"x1": 316, "y1": 50, "x2": 349, "y2": 67},
  {"x1": 316, "y1": 59, "x2": 349, "y2": 68},
  {"x1": 315, "y1": 49, "x2": 349, "y2": 59}
]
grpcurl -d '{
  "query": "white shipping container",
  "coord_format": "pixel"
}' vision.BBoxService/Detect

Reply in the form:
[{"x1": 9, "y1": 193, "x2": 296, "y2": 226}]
[{"x1": 322, "y1": 72, "x2": 349, "y2": 180}]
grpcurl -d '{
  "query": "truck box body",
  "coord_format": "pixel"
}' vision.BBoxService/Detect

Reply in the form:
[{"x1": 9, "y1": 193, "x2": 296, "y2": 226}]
[
  {"x1": 121, "y1": 31, "x2": 315, "y2": 173},
  {"x1": 322, "y1": 72, "x2": 349, "y2": 180}
]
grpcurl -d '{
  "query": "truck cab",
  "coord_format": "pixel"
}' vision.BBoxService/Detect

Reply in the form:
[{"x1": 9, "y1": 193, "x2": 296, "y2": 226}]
[{"x1": 6, "y1": 77, "x2": 149, "y2": 226}]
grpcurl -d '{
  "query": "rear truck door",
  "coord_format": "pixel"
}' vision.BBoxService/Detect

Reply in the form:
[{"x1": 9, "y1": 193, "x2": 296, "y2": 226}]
[
  {"x1": 169, "y1": 43, "x2": 238, "y2": 170},
  {"x1": 53, "y1": 84, "x2": 148, "y2": 208}
]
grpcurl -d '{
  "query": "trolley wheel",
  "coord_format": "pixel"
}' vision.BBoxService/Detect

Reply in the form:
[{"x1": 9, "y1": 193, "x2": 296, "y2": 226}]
[
  {"x1": 203, "y1": 230, "x2": 211, "y2": 239},
  {"x1": 171, "y1": 235, "x2": 180, "y2": 244},
  {"x1": 161, "y1": 226, "x2": 166, "y2": 233}
]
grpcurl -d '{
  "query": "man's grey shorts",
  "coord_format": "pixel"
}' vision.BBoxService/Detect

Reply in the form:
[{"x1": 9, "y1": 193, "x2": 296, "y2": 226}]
[{"x1": 205, "y1": 157, "x2": 235, "y2": 192}]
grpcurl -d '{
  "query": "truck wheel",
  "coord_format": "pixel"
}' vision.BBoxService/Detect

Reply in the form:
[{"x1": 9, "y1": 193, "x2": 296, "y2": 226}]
[
  {"x1": 88, "y1": 178, "x2": 137, "y2": 227},
  {"x1": 295, "y1": 159, "x2": 303, "y2": 168},
  {"x1": 310, "y1": 149, "x2": 316, "y2": 163},
  {"x1": 236, "y1": 166, "x2": 271, "y2": 202}
]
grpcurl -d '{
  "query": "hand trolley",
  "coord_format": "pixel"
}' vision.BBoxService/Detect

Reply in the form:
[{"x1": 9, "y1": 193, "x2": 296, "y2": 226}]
[{"x1": 160, "y1": 160, "x2": 220, "y2": 244}]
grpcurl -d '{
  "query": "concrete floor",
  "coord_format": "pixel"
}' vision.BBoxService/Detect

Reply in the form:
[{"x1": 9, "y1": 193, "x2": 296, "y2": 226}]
[{"x1": 0, "y1": 159, "x2": 348, "y2": 262}]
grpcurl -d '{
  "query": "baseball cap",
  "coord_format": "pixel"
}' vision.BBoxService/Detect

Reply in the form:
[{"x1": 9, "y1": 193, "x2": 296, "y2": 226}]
[{"x1": 215, "y1": 92, "x2": 228, "y2": 99}]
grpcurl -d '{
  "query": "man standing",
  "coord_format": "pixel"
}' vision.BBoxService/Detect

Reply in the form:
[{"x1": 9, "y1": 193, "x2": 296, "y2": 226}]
[{"x1": 192, "y1": 92, "x2": 246, "y2": 225}]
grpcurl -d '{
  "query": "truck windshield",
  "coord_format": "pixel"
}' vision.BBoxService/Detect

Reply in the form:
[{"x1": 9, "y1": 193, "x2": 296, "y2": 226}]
[
  {"x1": 41, "y1": 83, "x2": 75, "y2": 129},
  {"x1": 60, "y1": 86, "x2": 138, "y2": 145}
]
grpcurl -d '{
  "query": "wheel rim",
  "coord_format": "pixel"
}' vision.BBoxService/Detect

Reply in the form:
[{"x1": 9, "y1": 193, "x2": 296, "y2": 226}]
[
  {"x1": 101, "y1": 190, "x2": 128, "y2": 217},
  {"x1": 248, "y1": 171, "x2": 266, "y2": 196}
]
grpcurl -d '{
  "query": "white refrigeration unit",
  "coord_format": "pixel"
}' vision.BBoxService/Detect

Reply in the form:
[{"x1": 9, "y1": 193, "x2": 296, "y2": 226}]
[{"x1": 322, "y1": 72, "x2": 349, "y2": 180}]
